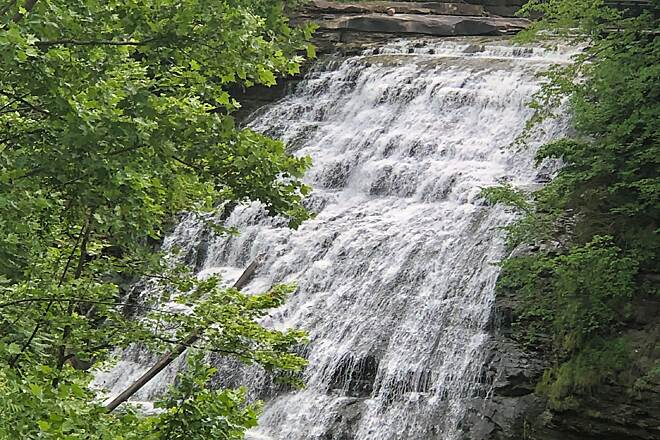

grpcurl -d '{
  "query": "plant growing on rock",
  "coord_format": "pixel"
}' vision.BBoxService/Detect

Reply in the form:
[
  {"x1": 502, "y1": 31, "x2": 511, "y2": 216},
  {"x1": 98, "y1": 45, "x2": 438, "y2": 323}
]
[{"x1": 484, "y1": 0, "x2": 659, "y2": 408}]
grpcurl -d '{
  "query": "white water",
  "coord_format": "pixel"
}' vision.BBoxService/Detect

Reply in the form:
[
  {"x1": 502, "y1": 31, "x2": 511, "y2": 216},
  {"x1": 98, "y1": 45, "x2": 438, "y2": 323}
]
[{"x1": 95, "y1": 38, "x2": 570, "y2": 439}]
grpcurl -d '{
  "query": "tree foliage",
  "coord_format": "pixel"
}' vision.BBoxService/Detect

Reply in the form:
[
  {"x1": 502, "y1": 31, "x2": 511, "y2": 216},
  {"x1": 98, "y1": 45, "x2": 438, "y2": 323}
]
[
  {"x1": 485, "y1": 0, "x2": 659, "y2": 407},
  {"x1": 0, "y1": 0, "x2": 314, "y2": 437}
]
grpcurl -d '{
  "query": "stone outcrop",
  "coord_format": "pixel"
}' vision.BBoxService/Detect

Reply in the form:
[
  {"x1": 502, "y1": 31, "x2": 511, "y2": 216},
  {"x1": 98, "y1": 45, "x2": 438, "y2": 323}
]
[
  {"x1": 306, "y1": 0, "x2": 529, "y2": 18},
  {"x1": 294, "y1": 1, "x2": 531, "y2": 56},
  {"x1": 460, "y1": 290, "x2": 660, "y2": 440},
  {"x1": 308, "y1": 1, "x2": 487, "y2": 16},
  {"x1": 463, "y1": 0, "x2": 527, "y2": 18},
  {"x1": 315, "y1": 14, "x2": 529, "y2": 37}
]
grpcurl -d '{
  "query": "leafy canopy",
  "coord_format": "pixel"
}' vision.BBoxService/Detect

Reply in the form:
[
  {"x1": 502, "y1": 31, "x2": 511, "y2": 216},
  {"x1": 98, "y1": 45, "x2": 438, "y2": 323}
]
[{"x1": 0, "y1": 0, "x2": 315, "y2": 438}]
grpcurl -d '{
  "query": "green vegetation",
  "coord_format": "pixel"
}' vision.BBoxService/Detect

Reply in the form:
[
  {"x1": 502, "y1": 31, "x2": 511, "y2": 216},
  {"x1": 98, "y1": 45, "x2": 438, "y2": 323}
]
[
  {"x1": 0, "y1": 0, "x2": 314, "y2": 438},
  {"x1": 484, "y1": 0, "x2": 659, "y2": 408}
]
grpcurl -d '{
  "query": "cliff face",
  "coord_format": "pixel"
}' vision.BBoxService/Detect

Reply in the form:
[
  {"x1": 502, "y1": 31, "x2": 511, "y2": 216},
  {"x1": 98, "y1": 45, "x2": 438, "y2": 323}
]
[
  {"x1": 304, "y1": 1, "x2": 528, "y2": 18},
  {"x1": 233, "y1": 1, "x2": 531, "y2": 119},
  {"x1": 295, "y1": 1, "x2": 530, "y2": 55},
  {"x1": 462, "y1": 291, "x2": 660, "y2": 440}
]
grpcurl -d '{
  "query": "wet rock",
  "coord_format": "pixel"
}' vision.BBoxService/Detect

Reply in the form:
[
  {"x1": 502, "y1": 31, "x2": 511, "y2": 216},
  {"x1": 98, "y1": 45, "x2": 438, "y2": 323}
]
[
  {"x1": 319, "y1": 160, "x2": 353, "y2": 189},
  {"x1": 464, "y1": 43, "x2": 486, "y2": 53},
  {"x1": 328, "y1": 354, "x2": 380, "y2": 397},
  {"x1": 317, "y1": 14, "x2": 530, "y2": 37},
  {"x1": 308, "y1": 1, "x2": 486, "y2": 17},
  {"x1": 463, "y1": 290, "x2": 660, "y2": 440},
  {"x1": 320, "y1": 397, "x2": 366, "y2": 440}
]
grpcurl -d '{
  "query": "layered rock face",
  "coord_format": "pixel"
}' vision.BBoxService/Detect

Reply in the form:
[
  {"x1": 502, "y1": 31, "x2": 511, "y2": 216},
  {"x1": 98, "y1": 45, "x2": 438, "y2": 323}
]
[
  {"x1": 306, "y1": 1, "x2": 527, "y2": 18},
  {"x1": 236, "y1": 1, "x2": 530, "y2": 119},
  {"x1": 296, "y1": 1, "x2": 531, "y2": 55},
  {"x1": 234, "y1": 1, "x2": 529, "y2": 119},
  {"x1": 316, "y1": 14, "x2": 529, "y2": 37},
  {"x1": 462, "y1": 293, "x2": 660, "y2": 440}
]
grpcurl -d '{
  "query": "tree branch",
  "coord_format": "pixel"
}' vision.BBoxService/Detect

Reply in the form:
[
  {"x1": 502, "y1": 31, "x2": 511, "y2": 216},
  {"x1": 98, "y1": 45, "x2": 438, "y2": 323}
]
[
  {"x1": 0, "y1": 91, "x2": 50, "y2": 117},
  {"x1": 172, "y1": 155, "x2": 204, "y2": 172},
  {"x1": 56, "y1": 213, "x2": 94, "y2": 373},
  {"x1": 150, "y1": 334, "x2": 257, "y2": 360},
  {"x1": 13, "y1": 144, "x2": 146, "y2": 185},
  {"x1": 0, "y1": 297, "x2": 185, "y2": 315},
  {"x1": 8, "y1": 301, "x2": 53, "y2": 368},
  {"x1": 9, "y1": 219, "x2": 84, "y2": 369},
  {"x1": 0, "y1": 92, "x2": 27, "y2": 113},
  {"x1": 105, "y1": 259, "x2": 258, "y2": 412},
  {"x1": 36, "y1": 38, "x2": 157, "y2": 47}
]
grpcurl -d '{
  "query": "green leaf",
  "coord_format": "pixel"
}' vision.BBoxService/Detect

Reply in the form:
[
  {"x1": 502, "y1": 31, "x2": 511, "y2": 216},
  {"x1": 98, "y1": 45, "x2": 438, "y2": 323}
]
[
  {"x1": 306, "y1": 43, "x2": 316, "y2": 59},
  {"x1": 6, "y1": 343, "x2": 21, "y2": 355}
]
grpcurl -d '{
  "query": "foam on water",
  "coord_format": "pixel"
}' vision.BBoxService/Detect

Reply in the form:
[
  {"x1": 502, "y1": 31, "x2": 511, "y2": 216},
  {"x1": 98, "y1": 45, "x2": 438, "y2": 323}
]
[{"x1": 95, "y1": 38, "x2": 571, "y2": 439}]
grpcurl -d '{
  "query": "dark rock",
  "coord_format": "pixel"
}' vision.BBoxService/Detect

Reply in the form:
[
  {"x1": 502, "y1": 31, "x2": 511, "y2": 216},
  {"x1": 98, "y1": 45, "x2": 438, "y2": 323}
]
[
  {"x1": 327, "y1": 354, "x2": 380, "y2": 397},
  {"x1": 317, "y1": 14, "x2": 530, "y2": 37},
  {"x1": 320, "y1": 397, "x2": 366, "y2": 440},
  {"x1": 319, "y1": 160, "x2": 353, "y2": 189},
  {"x1": 464, "y1": 43, "x2": 486, "y2": 53},
  {"x1": 308, "y1": 1, "x2": 486, "y2": 17},
  {"x1": 229, "y1": 80, "x2": 302, "y2": 122},
  {"x1": 464, "y1": 290, "x2": 660, "y2": 440}
]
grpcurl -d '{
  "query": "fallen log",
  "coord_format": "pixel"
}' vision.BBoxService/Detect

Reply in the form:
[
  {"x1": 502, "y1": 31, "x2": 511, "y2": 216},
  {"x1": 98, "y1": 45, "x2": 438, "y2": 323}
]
[{"x1": 105, "y1": 260, "x2": 259, "y2": 412}]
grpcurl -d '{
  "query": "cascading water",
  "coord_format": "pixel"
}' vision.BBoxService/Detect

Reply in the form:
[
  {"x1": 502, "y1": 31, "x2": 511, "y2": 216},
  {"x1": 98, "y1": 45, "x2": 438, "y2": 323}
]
[{"x1": 95, "y1": 37, "x2": 571, "y2": 439}]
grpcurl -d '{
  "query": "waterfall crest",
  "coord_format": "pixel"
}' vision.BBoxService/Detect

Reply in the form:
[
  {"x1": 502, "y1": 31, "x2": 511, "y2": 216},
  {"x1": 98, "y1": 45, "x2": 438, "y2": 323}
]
[{"x1": 96, "y1": 37, "x2": 571, "y2": 439}]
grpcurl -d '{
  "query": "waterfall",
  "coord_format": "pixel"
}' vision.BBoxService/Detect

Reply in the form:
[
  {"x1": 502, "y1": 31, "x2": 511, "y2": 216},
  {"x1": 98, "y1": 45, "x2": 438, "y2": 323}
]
[{"x1": 95, "y1": 37, "x2": 571, "y2": 439}]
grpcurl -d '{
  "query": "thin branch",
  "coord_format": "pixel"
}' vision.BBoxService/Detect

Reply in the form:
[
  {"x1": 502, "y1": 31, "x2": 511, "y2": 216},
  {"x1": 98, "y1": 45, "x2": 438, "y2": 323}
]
[
  {"x1": 8, "y1": 301, "x2": 53, "y2": 368},
  {"x1": 36, "y1": 38, "x2": 156, "y2": 47},
  {"x1": 0, "y1": 297, "x2": 185, "y2": 315},
  {"x1": 0, "y1": 106, "x2": 31, "y2": 114},
  {"x1": 172, "y1": 155, "x2": 204, "y2": 172},
  {"x1": 12, "y1": 166, "x2": 45, "y2": 181},
  {"x1": 73, "y1": 214, "x2": 93, "y2": 280},
  {"x1": 150, "y1": 334, "x2": 257, "y2": 359},
  {"x1": 56, "y1": 213, "x2": 94, "y2": 373},
  {"x1": 13, "y1": 144, "x2": 146, "y2": 185},
  {"x1": 58, "y1": 224, "x2": 85, "y2": 287},
  {"x1": 0, "y1": 91, "x2": 49, "y2": 116},
  {"x1": 0, "y1": 92, "x2": 27, "y2": 113},
  {"x1": 107, "y1": 144, "x2": 146, "y2": 156}
]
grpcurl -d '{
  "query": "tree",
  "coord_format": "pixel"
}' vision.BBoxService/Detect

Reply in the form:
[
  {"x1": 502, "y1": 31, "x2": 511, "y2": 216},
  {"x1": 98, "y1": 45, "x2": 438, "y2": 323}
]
[
  {"x1": 484, "y1": 0, "x2": 659, "y2": 408},
  {"x1": 0, "y1": 0, "x2": 314, "y2": 437}
]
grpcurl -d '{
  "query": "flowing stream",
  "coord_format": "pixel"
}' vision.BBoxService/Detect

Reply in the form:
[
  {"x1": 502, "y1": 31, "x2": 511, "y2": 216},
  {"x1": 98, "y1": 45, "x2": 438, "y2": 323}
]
[{"x1": 95, "y1": 37, "x2": 571, "y2": 439}]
